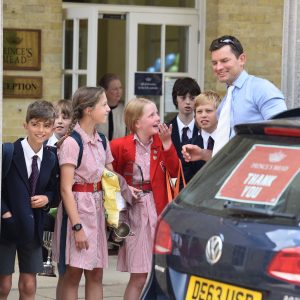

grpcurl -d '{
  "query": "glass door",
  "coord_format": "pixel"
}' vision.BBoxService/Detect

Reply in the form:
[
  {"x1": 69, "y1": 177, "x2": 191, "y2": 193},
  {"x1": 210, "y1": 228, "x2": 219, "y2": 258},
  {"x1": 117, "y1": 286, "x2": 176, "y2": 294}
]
[
  {"x1": 127, "y1": 12, "x2": 199, "y2": 122},
  {"x1": 62, "y1": 7, "x2": 98, "y2": 99},
  {"x1": 62, "y1": 4, "x2": 202, "y2": 122}
]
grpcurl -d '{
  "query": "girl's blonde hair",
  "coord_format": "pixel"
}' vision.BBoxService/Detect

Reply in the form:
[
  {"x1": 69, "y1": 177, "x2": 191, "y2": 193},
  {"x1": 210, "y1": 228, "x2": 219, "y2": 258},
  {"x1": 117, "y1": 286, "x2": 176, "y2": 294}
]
[
  {"x1": 195, "y1": 90, "x2": 221, "y2": 110},
  {"x1": 124, "y1": 98, "x2": 154, "y2": 133},
  {"x1": 57, "y1": 86, "x2": 105, "y2": 147}
]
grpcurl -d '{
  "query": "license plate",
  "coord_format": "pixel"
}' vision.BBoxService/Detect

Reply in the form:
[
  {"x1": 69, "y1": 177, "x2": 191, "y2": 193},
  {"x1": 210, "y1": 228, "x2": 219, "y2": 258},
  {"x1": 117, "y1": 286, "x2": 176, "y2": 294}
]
[{"x1": 185, "y1": 275, "x2": 262, "y2": 300}]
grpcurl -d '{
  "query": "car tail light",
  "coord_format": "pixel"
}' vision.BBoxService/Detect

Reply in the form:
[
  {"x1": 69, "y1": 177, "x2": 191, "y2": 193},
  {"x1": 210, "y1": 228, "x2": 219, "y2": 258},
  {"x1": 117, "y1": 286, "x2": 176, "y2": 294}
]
[
  {"x1": 264, "y1": 127, "x2": 300, "y2": 137},
  {"x1": 267, "y1": 247, "x2": 300, "y2": 285},
  {"x1": 153, "y1": 219, "x2": 172, "y2": 254}
]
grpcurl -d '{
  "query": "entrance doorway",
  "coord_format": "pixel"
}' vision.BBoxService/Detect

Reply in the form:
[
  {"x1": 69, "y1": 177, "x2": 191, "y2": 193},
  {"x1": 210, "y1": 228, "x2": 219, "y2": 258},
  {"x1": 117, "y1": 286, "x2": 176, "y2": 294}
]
[{"x1": 62, "y1": 4, "x2": 202, "y2": 122}]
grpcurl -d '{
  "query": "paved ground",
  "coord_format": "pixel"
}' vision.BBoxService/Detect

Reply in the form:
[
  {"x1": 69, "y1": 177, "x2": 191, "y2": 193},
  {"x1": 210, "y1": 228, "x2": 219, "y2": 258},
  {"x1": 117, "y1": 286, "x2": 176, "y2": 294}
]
[{"x1": 8, "y1": 255, "x2": 129, "y2": 300}]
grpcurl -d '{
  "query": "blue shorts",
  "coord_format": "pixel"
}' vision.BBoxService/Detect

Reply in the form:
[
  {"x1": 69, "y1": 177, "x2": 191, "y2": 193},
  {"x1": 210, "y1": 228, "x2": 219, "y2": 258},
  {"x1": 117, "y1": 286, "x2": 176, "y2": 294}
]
[{"x1": 0, "y1": 238, "x2": 43, "y2": 275}]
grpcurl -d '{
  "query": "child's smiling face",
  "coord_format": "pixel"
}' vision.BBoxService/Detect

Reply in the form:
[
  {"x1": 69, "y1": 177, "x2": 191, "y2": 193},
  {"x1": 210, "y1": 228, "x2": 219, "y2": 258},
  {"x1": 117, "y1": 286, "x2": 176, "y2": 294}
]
[
  {"x1": 136, "y1": 102, "x2": 160, "y2": 137},
  {"x1": 54, "y1": 109, "x2": 72, "y2": 138}
]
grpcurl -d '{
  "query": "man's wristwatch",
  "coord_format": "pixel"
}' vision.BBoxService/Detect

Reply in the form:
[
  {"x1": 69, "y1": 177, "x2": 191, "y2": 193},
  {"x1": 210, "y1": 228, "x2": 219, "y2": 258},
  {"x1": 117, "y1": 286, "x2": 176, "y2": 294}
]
[{"x1": 72, "y1": 223, "x2": 82, "y2": 232}]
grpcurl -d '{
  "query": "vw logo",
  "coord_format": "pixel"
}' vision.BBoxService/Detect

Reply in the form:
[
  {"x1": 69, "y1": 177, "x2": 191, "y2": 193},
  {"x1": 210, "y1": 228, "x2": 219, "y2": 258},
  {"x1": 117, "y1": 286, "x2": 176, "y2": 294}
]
[{"x1": 205, "y1": 235, "x2": 223, "y2": 265}]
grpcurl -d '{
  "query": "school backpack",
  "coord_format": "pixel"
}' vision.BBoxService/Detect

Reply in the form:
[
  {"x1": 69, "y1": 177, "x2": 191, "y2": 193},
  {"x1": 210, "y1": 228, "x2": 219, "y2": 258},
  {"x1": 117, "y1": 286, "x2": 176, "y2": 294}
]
[
  {"x1": 2, "y1": 130, "x2": 107, "y2": 181},
  {"x1": 2, "y1": 143, "x2": 14, "y2": 180}
]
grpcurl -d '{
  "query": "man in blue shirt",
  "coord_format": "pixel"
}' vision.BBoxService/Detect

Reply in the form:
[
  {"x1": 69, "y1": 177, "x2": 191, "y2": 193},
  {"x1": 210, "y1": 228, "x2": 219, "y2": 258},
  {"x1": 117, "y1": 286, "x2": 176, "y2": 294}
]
[{"x1": 182, "y1": 35, "x2": 287, "y2": 162}]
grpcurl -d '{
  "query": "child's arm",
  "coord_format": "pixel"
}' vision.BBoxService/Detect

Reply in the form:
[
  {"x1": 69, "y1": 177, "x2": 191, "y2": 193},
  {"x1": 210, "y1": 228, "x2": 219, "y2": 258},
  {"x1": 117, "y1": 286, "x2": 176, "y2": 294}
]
[
  {"x1": 105, "y1": 163, "x2": 114, "y2": 171},
  {"x1": 60, "y1": 163, "x2": 89, "y2": 250}
]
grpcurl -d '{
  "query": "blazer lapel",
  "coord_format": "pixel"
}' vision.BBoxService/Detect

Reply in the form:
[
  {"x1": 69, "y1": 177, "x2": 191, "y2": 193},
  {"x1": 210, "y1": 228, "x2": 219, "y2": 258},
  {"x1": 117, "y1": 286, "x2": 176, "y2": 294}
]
[
  {"x1": 170, "y1": 118, "x2": 181, "y2": 156},
  {"x1": 13, "y1": 140, "x2": 31, "y2": 193},
  {"x1": 192, "y1": 124, "x2": 199, "y2": 138},
  {"x1": 36, "y1": 148, "x2": 55, "y2": 194}
]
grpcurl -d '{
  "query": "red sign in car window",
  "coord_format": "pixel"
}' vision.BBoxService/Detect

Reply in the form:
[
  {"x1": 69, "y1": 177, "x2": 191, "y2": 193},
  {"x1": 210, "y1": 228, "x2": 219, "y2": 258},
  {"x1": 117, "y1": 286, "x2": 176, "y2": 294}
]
[{"x1": 216, "y1": 145, "x2": 300, "y2": 205}]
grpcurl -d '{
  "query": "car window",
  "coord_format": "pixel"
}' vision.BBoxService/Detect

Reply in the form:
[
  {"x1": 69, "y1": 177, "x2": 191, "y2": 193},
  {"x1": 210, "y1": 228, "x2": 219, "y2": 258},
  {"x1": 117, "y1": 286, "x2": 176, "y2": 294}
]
[{"x1": 177, "y1": 134, "x2": 300, "y2": 224}]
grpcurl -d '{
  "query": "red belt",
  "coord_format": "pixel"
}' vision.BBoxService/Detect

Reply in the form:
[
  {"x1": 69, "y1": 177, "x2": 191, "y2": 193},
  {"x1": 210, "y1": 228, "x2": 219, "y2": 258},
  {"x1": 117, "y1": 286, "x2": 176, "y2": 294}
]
[
  {"x1": 72, "y1": 181, "x2": 102, "y2": 192},
  {"x1": 132, "y1": 182, "x2": 152, "y2": 192}
]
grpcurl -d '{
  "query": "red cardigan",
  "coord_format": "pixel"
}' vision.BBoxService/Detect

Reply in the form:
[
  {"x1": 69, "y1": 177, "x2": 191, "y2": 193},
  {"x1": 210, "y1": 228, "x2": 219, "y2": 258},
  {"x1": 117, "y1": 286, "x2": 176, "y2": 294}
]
[{"x1": 110, "y1": 134, "x2": 179, "y2": 215}]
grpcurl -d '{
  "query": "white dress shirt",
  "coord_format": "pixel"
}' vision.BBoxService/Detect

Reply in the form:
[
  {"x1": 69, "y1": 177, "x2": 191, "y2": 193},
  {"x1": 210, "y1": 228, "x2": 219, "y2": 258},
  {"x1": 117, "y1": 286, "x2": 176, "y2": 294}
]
[{"x1": 21, "y1": 138, "x2": 43, "y2": 177}]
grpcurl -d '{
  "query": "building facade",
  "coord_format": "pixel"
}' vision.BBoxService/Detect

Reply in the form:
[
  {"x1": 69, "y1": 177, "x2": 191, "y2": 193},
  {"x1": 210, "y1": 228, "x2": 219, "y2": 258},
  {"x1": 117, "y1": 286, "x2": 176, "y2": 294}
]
[{"x1": 2, "y1": 0, "x2": 300, "y2": 141}]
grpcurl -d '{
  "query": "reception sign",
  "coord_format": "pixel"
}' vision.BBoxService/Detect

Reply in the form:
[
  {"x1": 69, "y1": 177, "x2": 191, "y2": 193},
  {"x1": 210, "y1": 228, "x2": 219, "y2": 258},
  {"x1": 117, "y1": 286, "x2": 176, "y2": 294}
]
[
  {"x1": 216, "y1": 145, "x2": 300, "y2": 205},
  {"x1": 3, "y1": 76, "x2": 43, "y2": 98},
  {"x1": 3, "y1": 29, "x2": 41, "y2": 70}
]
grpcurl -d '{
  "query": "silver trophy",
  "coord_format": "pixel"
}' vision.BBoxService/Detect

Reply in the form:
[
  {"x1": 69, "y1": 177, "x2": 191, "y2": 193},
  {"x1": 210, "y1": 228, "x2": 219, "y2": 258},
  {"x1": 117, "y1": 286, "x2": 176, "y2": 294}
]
[
  {"x1": 111, "y1": 222, "x2": 133, "y2": 245},
  {"x1": 38, "y1": 231, "x2": 56, "y2": 277}
]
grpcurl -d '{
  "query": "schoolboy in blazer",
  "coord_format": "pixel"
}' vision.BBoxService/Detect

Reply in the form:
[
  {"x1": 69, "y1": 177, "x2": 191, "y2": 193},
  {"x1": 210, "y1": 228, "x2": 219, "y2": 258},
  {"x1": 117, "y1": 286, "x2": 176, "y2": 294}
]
[
  {"x1": 188, "y1": 91, "x2": 221, "y2": 177},
  {"x1": 0, "y1": 100, "x2": 57, "y2": 300},
  {"x1": 168, "y1": 77, "x2": 201, "y2": 184}
]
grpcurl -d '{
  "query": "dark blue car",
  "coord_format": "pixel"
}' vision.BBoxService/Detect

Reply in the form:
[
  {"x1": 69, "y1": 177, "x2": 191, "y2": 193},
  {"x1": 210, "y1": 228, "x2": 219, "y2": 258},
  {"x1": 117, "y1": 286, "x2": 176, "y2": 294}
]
[{"x1": 141, "y1": 117, "x2": 300, "y2": 300}]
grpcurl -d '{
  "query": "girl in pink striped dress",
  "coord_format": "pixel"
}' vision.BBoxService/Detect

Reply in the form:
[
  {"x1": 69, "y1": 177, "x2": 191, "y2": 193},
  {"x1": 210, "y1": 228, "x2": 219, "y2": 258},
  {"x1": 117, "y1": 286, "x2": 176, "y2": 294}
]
[
  {"x1": 52, "y1": 86, "x2": 112, "y2": 300},
  {"x1": 110, "y1": 98, "x2": 179, "y2": 300}
]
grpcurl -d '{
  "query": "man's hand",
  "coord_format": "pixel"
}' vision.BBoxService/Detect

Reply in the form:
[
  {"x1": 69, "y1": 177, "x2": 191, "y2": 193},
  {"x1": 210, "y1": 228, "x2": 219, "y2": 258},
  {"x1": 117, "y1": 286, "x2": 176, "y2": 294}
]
[{"x1": 182, "y1": 144, "x2": 213, "y2": 162}]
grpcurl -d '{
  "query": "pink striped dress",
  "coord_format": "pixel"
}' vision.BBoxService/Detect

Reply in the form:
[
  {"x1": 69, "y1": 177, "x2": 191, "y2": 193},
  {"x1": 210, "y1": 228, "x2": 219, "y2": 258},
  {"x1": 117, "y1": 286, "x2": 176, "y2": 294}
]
[
  {"x1": 117, "y1": 136, "x2": 158, "y2": 273},
  {"x1": 52, "y1": 123, "x2": 113, "y2": 270}
]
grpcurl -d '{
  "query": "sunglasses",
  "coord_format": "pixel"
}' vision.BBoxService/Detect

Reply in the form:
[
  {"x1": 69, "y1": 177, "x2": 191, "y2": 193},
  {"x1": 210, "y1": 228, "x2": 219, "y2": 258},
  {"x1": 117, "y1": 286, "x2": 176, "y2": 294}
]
[{"x1": 218, "y1": 38, "x2": 242, "y2": 53}]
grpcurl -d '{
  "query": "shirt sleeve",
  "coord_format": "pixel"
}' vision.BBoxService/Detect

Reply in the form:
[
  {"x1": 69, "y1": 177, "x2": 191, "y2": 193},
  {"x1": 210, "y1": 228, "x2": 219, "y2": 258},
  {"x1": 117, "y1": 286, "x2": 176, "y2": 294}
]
[
  {"x1": 58, "y1": 136, "x2": 80, "y2": 167},
  {"x1": 253, "y1": 78, "x2": 287, "y2": 120}
]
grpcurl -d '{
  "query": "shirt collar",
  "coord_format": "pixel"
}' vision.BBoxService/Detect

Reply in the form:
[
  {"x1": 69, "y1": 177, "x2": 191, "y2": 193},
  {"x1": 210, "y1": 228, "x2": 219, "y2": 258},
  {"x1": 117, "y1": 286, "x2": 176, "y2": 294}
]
[
  {"x1": 74, "y1": 123, "x2": 100, "y2": 144},
  {"x1": 133, "y1": 133, "x2": 153, "y2": 147},
  {"x1": 22, "y1": 137, "x2": 43, "y2": 161},
  {"x1": 176, "y1": 116, "x2": 195, "y2": 133},
  {"x1": 233, "y1": 70, "x2": 249, "y2": 89},
  {"x1": 199, "y1": 128, "x2": 217, "y2": 137}
]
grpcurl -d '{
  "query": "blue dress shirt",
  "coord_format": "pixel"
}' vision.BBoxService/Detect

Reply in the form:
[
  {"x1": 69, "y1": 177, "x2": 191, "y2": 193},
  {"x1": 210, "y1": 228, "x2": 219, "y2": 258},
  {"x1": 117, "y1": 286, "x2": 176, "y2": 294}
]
[{"x1": 217, "y1": 70, "x2": 287, "y2": 137}]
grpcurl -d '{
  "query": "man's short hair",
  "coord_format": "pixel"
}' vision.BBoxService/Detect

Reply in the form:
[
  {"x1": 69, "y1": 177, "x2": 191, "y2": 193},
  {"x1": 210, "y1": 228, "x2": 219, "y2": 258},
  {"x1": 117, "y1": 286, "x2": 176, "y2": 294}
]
[
  {"x1": 26, "y1": 100, "x2": 56, "y2": 123},
  {"x1": 209, "y1": 35, "x2": 244, "y2": 58},
  {"x1": 172, "y1": 77, "x2": 201, "y2": 108}
]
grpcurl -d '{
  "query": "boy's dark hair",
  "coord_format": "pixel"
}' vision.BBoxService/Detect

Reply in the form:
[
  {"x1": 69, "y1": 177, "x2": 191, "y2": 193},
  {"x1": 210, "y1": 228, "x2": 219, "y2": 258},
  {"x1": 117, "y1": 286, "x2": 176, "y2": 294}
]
[
  {"x1": 172, "y1": 77, "x2": 201, "y2": 108},
  {"x1": 55, "y1": 99, "x2": 73, "y2": 119},
  {"x1": 209, "y1": 35, "x2": 244, "y2": 58},
  {"x1": 99, "y1": 73, "x2": 121, "y2": 90},
  {"x1": 26, "y1": 100, "x2": 56, "y2": 123}
]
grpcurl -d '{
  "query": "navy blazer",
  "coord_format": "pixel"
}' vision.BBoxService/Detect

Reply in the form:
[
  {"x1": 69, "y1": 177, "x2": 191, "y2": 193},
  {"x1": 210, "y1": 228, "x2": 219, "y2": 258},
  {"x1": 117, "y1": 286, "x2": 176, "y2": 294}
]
[
  {"x1": 168, "y1": 116, "x2": 199, "y2": 184},
  {"x1": 1, "y1": 139, "x2": 57, "y2": 244},
  {"x1": 189, "y1": 134, "x2": 206, "y2": 174}
]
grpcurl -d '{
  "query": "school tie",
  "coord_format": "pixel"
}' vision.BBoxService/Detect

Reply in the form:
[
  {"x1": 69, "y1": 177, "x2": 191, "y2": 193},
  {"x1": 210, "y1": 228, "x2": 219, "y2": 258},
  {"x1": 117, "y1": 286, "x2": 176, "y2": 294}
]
[
  {"x1": 181, "y1": 127, "x2": 189, "y2": 145},
  {"x1": 212, "y1": 85, "x2": 235, "y2": 156},
  {"x1": 29, "y1": 155, "x2": 39, "y2": 196},
  {"x1": 207, "y1": 136, "x2": 214, "y2": 150}
]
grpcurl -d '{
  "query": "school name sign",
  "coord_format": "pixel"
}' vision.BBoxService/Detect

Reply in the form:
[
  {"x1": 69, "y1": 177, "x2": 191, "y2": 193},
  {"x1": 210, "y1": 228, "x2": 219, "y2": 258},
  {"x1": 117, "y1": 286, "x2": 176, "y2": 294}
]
[
  {"x1": 3, "y1": 29, "x2": 41, "y2": 70},
  {"x1": 216, "y1": 145, "x2": 300, "y2": 205}
]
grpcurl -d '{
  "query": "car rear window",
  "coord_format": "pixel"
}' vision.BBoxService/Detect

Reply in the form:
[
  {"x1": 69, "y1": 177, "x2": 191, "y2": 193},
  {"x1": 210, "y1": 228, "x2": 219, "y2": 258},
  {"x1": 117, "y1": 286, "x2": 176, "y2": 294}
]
[{"x1": 178, "y1": 133, "x2": 300, "y2": 224}]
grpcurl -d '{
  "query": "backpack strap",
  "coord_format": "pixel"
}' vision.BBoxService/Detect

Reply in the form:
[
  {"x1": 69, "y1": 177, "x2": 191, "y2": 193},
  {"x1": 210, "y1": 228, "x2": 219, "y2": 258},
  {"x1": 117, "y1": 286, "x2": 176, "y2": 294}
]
[
  {"x1": 2, "y1": 143, "x2": 14, "y2": 179},
  {"x1": 69, "y1": 130, "x2": 83, "y2": 169},
  {"x1": 69, "y1": 130, "x2": 107, "y2": 169},
  {"x1": 98, "y1": 132, "x2": 107, "y2": 151}
]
